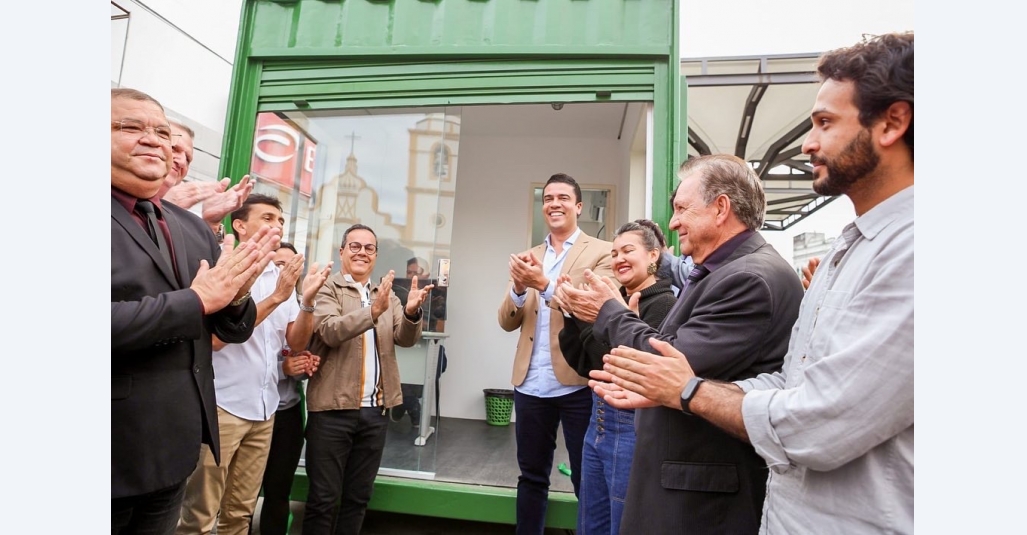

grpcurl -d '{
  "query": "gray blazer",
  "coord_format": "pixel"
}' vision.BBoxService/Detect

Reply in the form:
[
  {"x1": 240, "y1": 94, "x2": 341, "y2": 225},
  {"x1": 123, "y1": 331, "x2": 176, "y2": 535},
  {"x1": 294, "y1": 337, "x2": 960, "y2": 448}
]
[{"x1": 594, "y1": 233, "x2": 803, "y2": 535}]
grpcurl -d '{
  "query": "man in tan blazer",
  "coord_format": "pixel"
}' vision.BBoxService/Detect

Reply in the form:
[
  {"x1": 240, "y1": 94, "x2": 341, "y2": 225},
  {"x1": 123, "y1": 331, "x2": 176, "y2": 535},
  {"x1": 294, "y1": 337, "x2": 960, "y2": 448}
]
[{"x1": 497, "y1": 173, "x2": 614, "y2": 535}]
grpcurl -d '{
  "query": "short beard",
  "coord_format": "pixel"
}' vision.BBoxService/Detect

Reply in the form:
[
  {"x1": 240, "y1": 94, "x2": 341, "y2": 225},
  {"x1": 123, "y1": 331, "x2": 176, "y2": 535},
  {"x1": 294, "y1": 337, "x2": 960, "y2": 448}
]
[{"x1": 811, "y1": 128, "x2": 880, "y2": 197}]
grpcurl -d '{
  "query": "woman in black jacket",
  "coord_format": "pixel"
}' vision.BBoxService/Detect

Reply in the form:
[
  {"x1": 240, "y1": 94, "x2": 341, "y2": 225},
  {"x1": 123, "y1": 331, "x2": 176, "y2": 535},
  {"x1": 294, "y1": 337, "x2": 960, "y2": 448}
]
[{"x1": 558, "y1": 220, "x2": 676, "y2": 535}]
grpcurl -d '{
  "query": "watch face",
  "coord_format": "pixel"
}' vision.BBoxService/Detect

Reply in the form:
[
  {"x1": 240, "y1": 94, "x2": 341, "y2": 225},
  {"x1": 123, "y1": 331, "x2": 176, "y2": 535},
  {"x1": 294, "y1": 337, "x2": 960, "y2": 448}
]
[{"x1": 680, "y1": 377, "x2": 703, "y2": 414}]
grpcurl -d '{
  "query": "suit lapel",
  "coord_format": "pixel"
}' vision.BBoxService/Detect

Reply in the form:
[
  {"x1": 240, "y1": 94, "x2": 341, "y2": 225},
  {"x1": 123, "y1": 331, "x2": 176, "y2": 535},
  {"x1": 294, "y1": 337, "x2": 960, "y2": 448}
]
[
  {"x1": 111, "y1": 198, "x2": 180, "y2": 289},
  {"x1": 560, "y1": 234, "x2": 589, "y2": 275},
  {"x1": 532, "y1": 243, "x2": 547, "y2": 264}
]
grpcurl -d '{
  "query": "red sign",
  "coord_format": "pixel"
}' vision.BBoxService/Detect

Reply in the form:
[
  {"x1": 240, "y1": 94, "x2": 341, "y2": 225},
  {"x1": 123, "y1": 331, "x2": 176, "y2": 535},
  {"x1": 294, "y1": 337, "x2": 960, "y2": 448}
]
[{"x1": 250, "y1": 113, "x2": 316, "y2": 196}]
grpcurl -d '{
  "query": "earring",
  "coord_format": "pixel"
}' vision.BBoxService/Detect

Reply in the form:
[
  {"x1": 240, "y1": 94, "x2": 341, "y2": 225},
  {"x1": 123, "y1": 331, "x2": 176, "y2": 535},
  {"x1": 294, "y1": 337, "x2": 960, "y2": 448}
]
[{"x1": 647, "y1": 262, "x2": 657, "y2": 275}]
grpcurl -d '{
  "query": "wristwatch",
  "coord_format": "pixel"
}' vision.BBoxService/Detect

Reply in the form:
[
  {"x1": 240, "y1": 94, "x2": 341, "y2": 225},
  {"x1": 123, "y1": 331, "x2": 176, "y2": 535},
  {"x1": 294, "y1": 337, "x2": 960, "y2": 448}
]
[
  {"x1": 299, "y1": 301, "x2": 315, "y2": 313},
  {"x1": 679, "y1": 377, "x2": 705, "y2": 415}
]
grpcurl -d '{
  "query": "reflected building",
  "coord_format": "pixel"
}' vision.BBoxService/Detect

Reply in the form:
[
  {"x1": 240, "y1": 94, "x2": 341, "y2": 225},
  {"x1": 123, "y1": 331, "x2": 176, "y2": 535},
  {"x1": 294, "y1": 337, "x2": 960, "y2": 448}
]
[{"x1": 256, "y1": 113, "x2": 460, "y2": 282}]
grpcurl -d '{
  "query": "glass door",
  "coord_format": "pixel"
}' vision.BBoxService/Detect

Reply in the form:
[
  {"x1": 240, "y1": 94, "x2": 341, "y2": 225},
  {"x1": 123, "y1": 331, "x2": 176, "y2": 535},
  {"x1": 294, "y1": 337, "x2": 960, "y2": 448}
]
[{"x1": 248, "y1": 106, "x2": 460, "y2": 478}]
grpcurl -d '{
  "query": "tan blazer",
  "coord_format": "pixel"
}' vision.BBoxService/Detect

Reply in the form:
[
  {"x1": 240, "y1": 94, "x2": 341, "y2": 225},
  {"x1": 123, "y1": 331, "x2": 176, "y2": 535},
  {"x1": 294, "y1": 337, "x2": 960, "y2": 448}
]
[
  {"x1": 307, "y1": 272, "x2": 422, "y2": 411},
  {"x1": 497, "y1": 231, "x2": 614, "y2": 387}
]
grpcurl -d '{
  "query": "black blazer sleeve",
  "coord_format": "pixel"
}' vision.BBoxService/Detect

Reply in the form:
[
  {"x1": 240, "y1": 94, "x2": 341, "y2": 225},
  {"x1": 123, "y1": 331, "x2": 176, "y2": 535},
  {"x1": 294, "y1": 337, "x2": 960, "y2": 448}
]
[
  {"x1": 597, "y1": 269, "x2": 782, "y2": 379},
  {"x1": 559, "y1": 315, "x2": 612, "y2": 379}
]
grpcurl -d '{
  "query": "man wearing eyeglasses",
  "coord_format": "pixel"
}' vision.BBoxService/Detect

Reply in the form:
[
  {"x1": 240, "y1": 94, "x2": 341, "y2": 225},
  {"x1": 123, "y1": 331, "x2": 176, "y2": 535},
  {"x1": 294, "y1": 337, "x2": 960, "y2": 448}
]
[
  {"x1": 302, "y1": 224, "x2": 433, "y2": 535},
  {"x1": 112, "y1": 87, "x2": 278, "y2": 535}
]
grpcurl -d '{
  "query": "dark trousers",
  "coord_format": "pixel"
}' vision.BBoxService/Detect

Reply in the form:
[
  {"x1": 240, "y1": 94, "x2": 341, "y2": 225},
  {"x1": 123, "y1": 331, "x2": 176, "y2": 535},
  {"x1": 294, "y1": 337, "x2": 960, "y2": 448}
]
[
  {"x1": 301, "y1": 408, "x2": 388, "y2": 535},
  {"x1": 256, "y1": 402, "x2": 305, "y2": 535},
  {"x1": 111, "y1": 479, "x2": 187, "y2": 535},
  {"x1": 514, "y1": 387, "x2": 592, "y2": 535}
]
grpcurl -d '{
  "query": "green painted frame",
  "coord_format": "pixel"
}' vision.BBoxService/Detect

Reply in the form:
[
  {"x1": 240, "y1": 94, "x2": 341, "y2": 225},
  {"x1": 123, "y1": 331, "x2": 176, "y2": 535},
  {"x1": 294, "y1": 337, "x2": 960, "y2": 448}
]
[
  {"x1": 221, "y1": 0, "x2": 683, "y2": 235},
  {"x1": 285, "y1": 472, "x2": 579, "y2": 528},
  {"x1": 223, "y1": 0, "x2": 686, "y2": 527}
]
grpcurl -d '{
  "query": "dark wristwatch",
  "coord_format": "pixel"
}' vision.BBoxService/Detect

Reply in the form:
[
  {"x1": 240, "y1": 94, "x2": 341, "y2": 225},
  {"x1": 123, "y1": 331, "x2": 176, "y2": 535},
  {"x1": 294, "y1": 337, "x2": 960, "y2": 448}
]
[{"x1": 679, "y1": 377, "x2": 705, "y2": 415}]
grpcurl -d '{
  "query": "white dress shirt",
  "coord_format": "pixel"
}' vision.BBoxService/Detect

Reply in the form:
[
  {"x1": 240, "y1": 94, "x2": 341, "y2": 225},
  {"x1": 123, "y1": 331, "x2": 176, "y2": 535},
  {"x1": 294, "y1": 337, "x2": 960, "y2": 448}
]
[{"x1": 213, "y1": 261, "x2": 300, "y2": 421}]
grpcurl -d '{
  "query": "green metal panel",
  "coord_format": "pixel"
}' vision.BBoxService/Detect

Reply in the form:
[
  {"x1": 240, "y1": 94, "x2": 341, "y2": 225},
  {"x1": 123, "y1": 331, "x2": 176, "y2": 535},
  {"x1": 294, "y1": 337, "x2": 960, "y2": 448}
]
[
  {"x1": 250, "y1": 0, "x2": 673, "y2": 52},
  {"x1": 224, "y1": 0, "x2": 682, "y2": 196},
  {"x1": 287, "y1": 472, "x2": 578, "y2": 529},
  {"x1": 256, "y1": 59, "x2": 657, "y2": 110}
]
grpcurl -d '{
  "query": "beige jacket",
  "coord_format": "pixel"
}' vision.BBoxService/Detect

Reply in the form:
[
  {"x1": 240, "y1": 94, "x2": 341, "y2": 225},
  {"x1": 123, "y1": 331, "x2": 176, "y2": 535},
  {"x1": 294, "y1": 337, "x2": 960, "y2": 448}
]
[
  {"x1": 497, "y1": 232, "x2": 614, "y2": 387},
  {"x1": 307, "y1": 272, "x2": 422, "y2": 411}
]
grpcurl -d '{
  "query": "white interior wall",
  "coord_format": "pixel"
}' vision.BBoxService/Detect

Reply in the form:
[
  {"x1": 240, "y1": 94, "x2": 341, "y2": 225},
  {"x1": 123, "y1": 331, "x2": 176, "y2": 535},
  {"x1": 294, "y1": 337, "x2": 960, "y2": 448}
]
[
  {"x1": 626, "y1": 106, "x2": 650, "y2": 221},
  {"x1": 440, "y1": 110, "x2": 630, "y2": 420}
]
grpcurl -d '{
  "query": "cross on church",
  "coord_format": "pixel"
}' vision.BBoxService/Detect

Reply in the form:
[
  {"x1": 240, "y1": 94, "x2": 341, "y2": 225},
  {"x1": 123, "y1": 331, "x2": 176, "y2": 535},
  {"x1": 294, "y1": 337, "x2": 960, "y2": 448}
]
[{"x1": 345, "y1": 131, "x2": 360, "y2": 155}]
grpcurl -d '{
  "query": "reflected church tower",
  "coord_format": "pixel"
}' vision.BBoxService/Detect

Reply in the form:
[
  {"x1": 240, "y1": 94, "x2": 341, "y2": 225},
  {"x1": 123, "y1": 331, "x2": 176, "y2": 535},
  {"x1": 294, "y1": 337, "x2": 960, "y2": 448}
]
[{"x1": 404, "y1": 114, "x2": 460, "y2": 264}]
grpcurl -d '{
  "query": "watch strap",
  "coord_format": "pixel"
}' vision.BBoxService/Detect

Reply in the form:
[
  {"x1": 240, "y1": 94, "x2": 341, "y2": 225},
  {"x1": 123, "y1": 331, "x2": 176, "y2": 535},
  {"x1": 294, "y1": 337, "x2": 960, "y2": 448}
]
[{"x1": 680, "y1": 377, "x2": 706, "y2": 415}]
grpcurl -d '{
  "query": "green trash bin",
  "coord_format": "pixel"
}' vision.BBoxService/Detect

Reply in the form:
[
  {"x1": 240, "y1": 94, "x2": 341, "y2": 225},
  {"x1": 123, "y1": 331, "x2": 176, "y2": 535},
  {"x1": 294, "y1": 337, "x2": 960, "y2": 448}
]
[{"x1": 483, "y1": 388, "x2": 515, "y2": 426}]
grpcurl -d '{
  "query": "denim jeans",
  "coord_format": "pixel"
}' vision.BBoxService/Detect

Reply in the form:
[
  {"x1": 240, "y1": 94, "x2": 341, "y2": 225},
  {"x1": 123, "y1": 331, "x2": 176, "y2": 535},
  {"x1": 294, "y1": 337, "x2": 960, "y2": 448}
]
[
  {"x1": 576, "y1": 392, "x2": 636, "y2": 535},
  {"x1": 514, "y1": 387, "x2": 592, "y2": 535},
  {"x1": 302, "y1": 408, "x2": 388, "y2": 535}
]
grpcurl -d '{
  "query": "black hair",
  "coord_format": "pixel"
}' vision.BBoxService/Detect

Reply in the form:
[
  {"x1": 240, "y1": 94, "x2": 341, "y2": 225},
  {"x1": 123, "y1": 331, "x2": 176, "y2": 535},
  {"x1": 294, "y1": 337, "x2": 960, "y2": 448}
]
[
  {"x1": 817, "y1": 32, "x2": 914, "y2": 158},
  {"x1": 230, "y1": 193, "x2": 283, "y2": 227},
  {"x1": 544, "y1": 173, "x2": 582, "y2": 203}
]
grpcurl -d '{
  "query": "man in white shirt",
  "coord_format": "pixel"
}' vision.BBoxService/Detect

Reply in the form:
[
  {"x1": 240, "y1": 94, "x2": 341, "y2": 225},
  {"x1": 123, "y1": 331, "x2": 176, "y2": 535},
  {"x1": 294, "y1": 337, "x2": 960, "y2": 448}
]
[{"x1": 177, "y1": 194, "x2": 330, "y2": 535}]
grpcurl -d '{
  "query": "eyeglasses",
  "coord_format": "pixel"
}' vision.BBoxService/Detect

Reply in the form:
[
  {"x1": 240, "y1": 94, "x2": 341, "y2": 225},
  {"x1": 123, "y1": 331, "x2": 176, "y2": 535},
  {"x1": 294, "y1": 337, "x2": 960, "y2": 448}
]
[
  {"x1": 345, "y1": 242, "x2": 378, "y2": 255},
  {"x1": 113, "y1": 119, "x2": 181, "y2": 146}
]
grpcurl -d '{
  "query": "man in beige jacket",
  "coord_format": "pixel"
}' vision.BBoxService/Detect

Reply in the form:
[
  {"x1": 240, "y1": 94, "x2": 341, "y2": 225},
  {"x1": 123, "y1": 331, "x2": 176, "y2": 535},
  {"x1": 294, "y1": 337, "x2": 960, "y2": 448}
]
[
  {"x1": 497, "y1": 173, "x2": 614, "y2": 535},
  {"x1": 304, "y1": 223, "x2": 432, "y2": 535}
]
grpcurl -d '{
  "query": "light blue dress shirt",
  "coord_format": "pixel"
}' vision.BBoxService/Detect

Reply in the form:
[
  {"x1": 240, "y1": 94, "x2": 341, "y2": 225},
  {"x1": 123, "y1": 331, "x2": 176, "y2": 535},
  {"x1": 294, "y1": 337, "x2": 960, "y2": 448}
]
[
  {"x1": 736, "y1": 186, "x2": 914, "y2": 534},
  {"x1": 512, "y1": 228, "x2": 587, "y2": 398}
]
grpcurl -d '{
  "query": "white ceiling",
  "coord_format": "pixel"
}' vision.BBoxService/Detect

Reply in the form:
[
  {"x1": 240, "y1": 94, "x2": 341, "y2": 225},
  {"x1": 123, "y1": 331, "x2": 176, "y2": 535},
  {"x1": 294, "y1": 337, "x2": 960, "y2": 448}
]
[{"x1": 458, "y1": 102, "x2": 637, "y2": 140}]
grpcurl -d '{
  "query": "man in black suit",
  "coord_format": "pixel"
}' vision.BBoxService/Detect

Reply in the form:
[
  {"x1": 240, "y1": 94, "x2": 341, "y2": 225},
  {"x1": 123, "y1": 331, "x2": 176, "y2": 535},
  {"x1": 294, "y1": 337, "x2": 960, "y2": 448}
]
[
  {"x1": 555, "y1": 154, "x2": 803, "y2": 534},
  {"x1": 111, "y1": 87, "x2": 280, "y2": 535}
]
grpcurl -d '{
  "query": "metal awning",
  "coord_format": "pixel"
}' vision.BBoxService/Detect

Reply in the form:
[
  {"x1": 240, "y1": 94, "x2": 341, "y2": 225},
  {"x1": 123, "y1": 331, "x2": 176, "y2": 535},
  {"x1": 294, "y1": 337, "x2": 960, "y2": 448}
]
[{"x1": 682, "y1": 53, "x2": 835, "y2": 230}]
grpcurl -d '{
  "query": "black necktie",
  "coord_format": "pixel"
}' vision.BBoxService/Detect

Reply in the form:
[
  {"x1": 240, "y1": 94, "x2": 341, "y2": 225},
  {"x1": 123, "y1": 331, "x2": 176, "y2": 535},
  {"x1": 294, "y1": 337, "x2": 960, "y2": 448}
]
[
  {"x1": 686, "y1": 264, "x2": 711, "y2": 284},
  {"x1": 136, "y1": 200, "x2": 175, "y2": 272}
]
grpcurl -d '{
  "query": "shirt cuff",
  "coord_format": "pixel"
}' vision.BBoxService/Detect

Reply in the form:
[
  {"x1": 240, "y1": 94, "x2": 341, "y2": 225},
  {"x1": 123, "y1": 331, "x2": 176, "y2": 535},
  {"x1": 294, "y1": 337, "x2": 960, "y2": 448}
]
[
  {"x1": 510, "y1": 289, "x2": 527, "y2": 308},
  {"x1": 734, "y1": 378, "x2": 758, "y2": 393},
  {"x1": 741, "y1": 389, "x2": 792, "y2": 472},
  {"x1": 538, "y1": 279, "x2": 556, "y2": 302}
]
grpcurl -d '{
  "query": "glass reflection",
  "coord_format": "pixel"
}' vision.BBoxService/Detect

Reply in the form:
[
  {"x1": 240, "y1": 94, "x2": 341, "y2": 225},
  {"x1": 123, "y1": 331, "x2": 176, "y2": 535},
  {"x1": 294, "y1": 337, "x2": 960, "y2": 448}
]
[{"x1": 248, "y1": 108, "x2": 460, "y2": 477}]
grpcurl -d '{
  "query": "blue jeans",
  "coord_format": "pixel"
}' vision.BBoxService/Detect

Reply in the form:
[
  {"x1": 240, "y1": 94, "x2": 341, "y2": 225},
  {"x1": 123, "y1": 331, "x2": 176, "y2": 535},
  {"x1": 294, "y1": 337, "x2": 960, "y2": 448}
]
[
  {"x1": 576, "y1": 392, "x2": 636, "y2": 535},
  {"x1": 514, "y1": 387, "x2": 592, "y2": 535}
]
